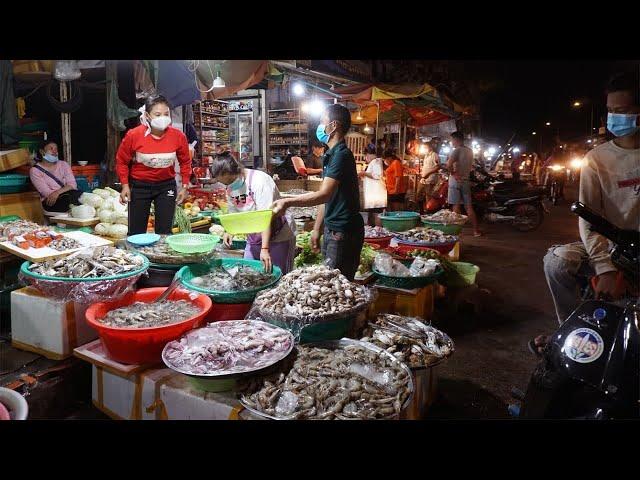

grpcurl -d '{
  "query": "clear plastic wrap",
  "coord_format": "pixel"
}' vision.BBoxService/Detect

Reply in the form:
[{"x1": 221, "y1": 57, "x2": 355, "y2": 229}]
[
  {"x1": 373, "y1": 253, "x2": 410, "y2": 277},
  {"x1": 408, "y1": 257, "x2": 439, "y2": 277},
  {"x1": 19, "y1": 269, "x2": 147, "y2": 305},
  {"x1": 247, "y1": 265, "x2": 377, "y2": 342}
]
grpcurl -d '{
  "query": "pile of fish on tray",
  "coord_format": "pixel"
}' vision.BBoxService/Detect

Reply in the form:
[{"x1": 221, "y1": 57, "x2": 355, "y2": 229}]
[
  {"x1": 99, "y1": 300, "x2": 201, "y2": 328},
  {"x1": 364, "y1": 225, "x2": 392, "y2": 238},
  {"x1": 394, "y1": 228, "x2": 457, "y2": 244},
  {"x1": 131, "y1": 236, "x2": 213, "y2": 265},
  {"x1": 0, "y1": 220, "x2": 81, "y2": 251},
  {"x1": 163, "y1": 320, "x2": 293, "y2": 376},
  {"x1": 421, "y1": 209, "x2": 468, "y2": 225},
  {"x1": 289, "y1": 206, "x2": 317, "y2": 219},
  {"x1": 361, "y1": 314, "x2": 454, "y2": 368},
  {"x1": 27, "y1": 246, "x2": 144, "y2": 278},
  {"x1": 240, "y1": 342, "x2": 412, "y2": 420},
  {"x1": 253, "y1": 265, "x2": 369, "y2": 318},
  {"x1": 189, "y1": 264, "x2": 274, "y2": 291}
]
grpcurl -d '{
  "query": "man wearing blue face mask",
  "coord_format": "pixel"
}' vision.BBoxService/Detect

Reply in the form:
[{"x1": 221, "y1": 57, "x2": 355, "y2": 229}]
[
  {"x1": 271, "y1": 104, "x2": 364, "y2": 280},
  {"x1": 531, "y1": 71, "x2": 640, "y2": 356}
]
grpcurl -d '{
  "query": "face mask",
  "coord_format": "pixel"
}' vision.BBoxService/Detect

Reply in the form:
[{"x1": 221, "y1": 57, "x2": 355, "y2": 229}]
[
  {"x1": 607, "y1": 113, "x2": 639, "y2": 137},
  {"x1": 316, "y1": 123, "x2": 331, "y2": 144},
  {"x1": 228, "y1": 176, "x2": 244, "y2": 191},
  {"x1": 150, "y1": 115, "x2": 171, "y2": 131},
  {"x1": 43, "y1": 153, "x2": 58, "y2": 163}
]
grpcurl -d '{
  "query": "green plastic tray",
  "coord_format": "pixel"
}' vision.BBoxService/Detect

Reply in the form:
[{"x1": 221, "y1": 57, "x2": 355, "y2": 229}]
[
  {"x1": 178, "y1": 258, "x2": 281, "y2": 304},
  {"x1": 20, "y1": 254, "x2": 149, "y2": 282},
  {"x1": 379, "y1": 211, "x2": 420, "y2": 232},
  {"x1": 166, "y1": 233, "x2": 220, "y2": 254},
  {"x1": 421, "y1": 220, "x2": 464, "y2": 235},
  {"x1": 218, "y1": 209, "x2": 272, "y2": 235},
  {"x1": 442, "y1": 262, "x2": 479, "y2": 287}
]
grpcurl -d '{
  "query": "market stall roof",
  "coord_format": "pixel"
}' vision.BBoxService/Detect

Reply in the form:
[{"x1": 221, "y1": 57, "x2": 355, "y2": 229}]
[{"x1": 190, "y1": 60, "x2": 271, "y2": 100}]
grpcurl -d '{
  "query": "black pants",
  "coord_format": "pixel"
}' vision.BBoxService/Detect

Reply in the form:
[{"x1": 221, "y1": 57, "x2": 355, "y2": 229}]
[
  {"x1": 42, "y1": 189, "x2": 83, "y2": 213},
  {"x1": 129, "y1": 179, "x2": 177, "y2": 235},
  {"x1": 321, "y1": 224, "x2": 365, "y2": 281}
]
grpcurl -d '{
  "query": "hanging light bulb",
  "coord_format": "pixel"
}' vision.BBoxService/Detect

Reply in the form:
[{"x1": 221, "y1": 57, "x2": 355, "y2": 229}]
[
  {"x1": 363, "y1": 123, "x2": 373, "y2": 134},
  {"x1": 292, "y1": 82, "x2": 305, "y2": 96},
  {"x1": 212, "y1": 67, "x2": 226, "y2": 88},
  {"x1": 356, "y1": 108, "x2": 363, "y2": 121}
]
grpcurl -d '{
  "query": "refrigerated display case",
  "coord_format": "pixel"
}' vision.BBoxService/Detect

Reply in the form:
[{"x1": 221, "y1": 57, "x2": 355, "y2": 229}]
[{"x1": 228, "y1": 100, "x2": 260, "y2": 168}]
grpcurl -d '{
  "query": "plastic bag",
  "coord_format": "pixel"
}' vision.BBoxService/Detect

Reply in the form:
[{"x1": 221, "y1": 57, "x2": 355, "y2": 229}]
[
  {"x1": 373, "y1": 253, "x2": 410, "y2": 277},
  {"x1": 54, "y1": 60, "x2": 82, "y2": 81},
  {"x1": 409, "y1": 257, "x2": 439, "y2": 277},
  {"x1": 19, "y1": 270, "x2": 146, "y2": 305}
]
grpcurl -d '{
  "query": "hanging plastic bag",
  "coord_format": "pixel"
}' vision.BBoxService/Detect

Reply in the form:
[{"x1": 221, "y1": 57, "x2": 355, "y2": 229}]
[{"x1": 54, "y1": 60, "x2": 81, "y2": 81}]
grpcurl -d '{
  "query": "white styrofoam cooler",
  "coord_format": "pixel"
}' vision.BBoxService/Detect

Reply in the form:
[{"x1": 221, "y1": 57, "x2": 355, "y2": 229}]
[{"x1": 11, "y1": 287, "x2": 98, "y2": 359}]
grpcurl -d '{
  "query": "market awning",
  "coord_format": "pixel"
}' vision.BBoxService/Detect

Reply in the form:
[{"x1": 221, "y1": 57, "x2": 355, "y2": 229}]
[{"x1": 191, "y1": 60, "x2": 270, "y2": 100}]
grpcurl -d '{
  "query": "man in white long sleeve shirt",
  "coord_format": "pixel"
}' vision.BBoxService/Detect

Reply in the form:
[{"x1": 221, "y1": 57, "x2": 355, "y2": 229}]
[{"x1": 531, "y1": 70, "x2": 640, "y2": 355}]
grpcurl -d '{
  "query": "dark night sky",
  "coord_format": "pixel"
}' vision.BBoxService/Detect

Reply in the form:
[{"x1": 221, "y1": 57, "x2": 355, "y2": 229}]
[{"x1": 471, "y1": 60, "x2": 638, "y2": 150}]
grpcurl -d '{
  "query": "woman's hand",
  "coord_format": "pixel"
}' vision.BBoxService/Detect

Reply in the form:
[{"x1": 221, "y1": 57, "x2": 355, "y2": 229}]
[
  {"x1": 260, "y1": 248, "x2": 272, "y2": 273},
  {"x1": 176, "y1": 188, "x2": 187, "y2": 205},
  {"x1": 120, "y1": 185, "x2": 131, "y2": 204},
  {"x1": 45, "y1": 190, "x2": 60, "y2": 207},
  {"x1": 222, "y1": 233, "x2": 233, "y2": 248},
  {"x1": 358, "y1": 170, "x2": 366, "y2": 179}
]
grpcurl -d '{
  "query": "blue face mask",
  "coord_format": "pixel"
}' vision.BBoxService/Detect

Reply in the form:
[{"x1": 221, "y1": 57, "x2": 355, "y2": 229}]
[
  {"x1": 228, "y1": 176, "x2": 244, "y2": 191},
  {"x1": 607, "y1": 113, "x2": 639, "y2": 137},
  {"x1": 43, "y1": 153, "x2": 58, "y2": 163},
  {"x1": 316, "y1": 124, "x2": 331, "y2": 144}
]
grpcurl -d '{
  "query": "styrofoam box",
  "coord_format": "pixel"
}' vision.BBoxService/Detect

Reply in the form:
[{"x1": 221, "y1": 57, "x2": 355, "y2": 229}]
[{"x1": 11, "y1": 287, "x2": 98, "y2": 359}]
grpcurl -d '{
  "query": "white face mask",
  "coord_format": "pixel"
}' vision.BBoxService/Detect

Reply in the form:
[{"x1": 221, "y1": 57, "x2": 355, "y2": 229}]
[{"x1": 150, "y1": 115, "x2": 171, "y2": 131}]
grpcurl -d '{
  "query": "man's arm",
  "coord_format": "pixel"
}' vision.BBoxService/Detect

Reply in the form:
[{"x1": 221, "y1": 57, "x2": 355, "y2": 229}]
[
  {"x1": 578, "y1": 155, "x2": 617, "y2": 275},
  {"x1": 272, "y1": 177, "x2": 339, "y2": 215}
]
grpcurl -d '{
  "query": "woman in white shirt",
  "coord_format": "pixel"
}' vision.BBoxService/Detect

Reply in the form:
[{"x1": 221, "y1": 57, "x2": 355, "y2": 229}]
[
  {"x1": 416, "y1": 141, "x2": 441, "y2": 213},
  {"x1": 358, "y1": 147, "x2": 387, "y2": 225}
]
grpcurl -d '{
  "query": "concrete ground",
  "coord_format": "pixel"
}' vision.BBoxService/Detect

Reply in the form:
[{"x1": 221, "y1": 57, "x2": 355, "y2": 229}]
[
  {"x1": 1, "y1": 185, "x2": 581, "y2": 419},
  {"x1": 428, "y1": 185, "x2": 580, "y2": 418}
]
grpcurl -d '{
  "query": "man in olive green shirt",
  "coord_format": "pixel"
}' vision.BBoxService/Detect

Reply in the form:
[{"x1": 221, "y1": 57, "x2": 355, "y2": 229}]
[{"x1": 272, "y1": 104, "x2": 364, "y2": 280}]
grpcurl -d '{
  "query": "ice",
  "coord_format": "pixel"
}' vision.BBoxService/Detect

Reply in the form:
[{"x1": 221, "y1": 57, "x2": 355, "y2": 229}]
[
  {"x1": 349, "y1": 363, "x2": 393, "y2": 386},
  {"x1": 275, "y1": 391, "x2": 299, "y2": 416}
]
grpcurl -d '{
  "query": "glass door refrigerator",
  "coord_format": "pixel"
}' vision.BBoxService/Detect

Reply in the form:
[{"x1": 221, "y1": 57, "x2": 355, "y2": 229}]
[{"x1": 228, "y1": 100, "x2": 259, "y2": 168}]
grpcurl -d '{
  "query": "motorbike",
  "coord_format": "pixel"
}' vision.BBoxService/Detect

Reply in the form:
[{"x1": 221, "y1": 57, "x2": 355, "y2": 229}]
[
  {"x1": 545, "y1": 164, "x2": 568, "y2": 206},
  {"x1": 517, "y1": 201, "x2": 639, "y2": 419},
  {"x1": 425, "y1": 166, "x2": 546, "y2": 232}
]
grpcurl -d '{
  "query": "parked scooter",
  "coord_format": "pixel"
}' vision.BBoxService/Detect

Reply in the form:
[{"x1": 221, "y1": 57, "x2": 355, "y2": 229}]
[
  {"x1": 425, "y1": 166, "x2": 546, "y2": 232},
  {"x1": 517, "y1": 202, "x2": 639, "y2": 419}
]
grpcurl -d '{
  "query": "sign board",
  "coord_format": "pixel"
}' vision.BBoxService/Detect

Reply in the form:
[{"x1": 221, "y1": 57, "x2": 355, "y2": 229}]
[{"x1": 296, "y1": 60, "x2": 373, "y2": 83}]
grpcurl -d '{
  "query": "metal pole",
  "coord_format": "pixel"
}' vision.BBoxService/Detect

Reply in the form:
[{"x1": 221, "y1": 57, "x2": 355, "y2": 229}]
[
  {"x1": 590, "y1": 104, "x2": 594, "y2": 141},
  {"x1": 60, "y1": 81, "x2": 71, "y2": 164},
  {"x1": 374, "y1": 101, "x2": 380, "y2": 145}
]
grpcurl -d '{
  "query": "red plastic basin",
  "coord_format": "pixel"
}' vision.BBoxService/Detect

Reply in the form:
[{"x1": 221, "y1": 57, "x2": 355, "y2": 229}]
[
  {"x1": 396, "y1": 241, "x2": 456, "y2": 256},
  {"x1": 364, "y1": 235, "x2": 393, "y2": 249},
  {"x1": 85, "y1": 287, "x2": 212, "y2": 365}
]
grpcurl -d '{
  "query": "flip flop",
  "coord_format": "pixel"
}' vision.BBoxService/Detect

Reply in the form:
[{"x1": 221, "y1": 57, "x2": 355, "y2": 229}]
[{"x1": 473, "y1": 232, "x2": 483, "y2": 237}]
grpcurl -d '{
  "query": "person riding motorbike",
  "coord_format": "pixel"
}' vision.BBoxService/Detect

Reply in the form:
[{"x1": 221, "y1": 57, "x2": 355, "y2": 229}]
[
  {"x1": 543, "y1": 147, "x2": 568, "y2": 201},
  {"x1": 531, "y1": 70, "x2": 640, "y2": 355}
]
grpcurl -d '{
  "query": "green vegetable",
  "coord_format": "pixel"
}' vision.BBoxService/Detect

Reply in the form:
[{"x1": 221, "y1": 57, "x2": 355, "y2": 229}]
[
  {"x1": 356, "y1": 244, "x2": 377, "y2": 276},
  {"x1": 294, "y1": 232, "x2": 322, "y2": 267},
  {"x1": 174, "y1": 207, "x2": 192, "y2": 233}
]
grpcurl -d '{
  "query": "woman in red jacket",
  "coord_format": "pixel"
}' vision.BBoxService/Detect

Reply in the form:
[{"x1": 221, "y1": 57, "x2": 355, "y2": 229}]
[{"x1": 116, "y1": 95, "x2": 191, "y2": 234}]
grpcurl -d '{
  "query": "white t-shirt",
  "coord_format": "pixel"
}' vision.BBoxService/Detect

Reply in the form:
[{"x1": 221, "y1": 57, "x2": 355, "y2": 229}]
[
  {"x1": 362, "y1": 158, "x2": 387, "y2": 209},
  {"x1": 449, "y1": 146, "x2": 474, "y2": 179},
  {"x1": 579, "y1": 140, "x2": 640, "y2": 274},
  {"x1": 227, "y1": 168, "x2": 294, "y2": 243}
]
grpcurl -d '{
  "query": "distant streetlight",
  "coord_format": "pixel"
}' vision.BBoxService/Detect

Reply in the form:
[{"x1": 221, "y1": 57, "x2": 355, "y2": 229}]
[
  {"x1": 573, "y1": 101, "x2": 582, "y2": 108},
  {"x1": 545, "y1": 122, "x2": 551, "y2": 126},
  {"x1": 532, "y1": 131, "x2": 537, "y2": 135}
]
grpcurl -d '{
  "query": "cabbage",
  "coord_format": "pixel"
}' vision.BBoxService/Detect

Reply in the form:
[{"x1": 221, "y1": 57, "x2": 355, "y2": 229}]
[
  {"x1": 105, "y1": 187, "x2": 120, "y2": 198},
  {"x1": 106, "y1": 223, "x2": 128, "y2": 238},
  {"x1": 94, "y1": 223, "x2": 109, "y2": 235},
  {"x1": 98, "y1": 209, "x2": 116, "y2": 224},
  {"x1": 92, "y1": 188, "x2": 111, "y2": 199},
  {"x1": 114, "y1": 213, "x2": 128, "y2": 225},
  {"x1": 209, "y1": 224, "x2": 225, "y2": 236},
  {"x1": 71, "y1": 204, "x2": 96, "y2": 219},
  {"x1": 110, "y1": 198, "x2": 128, "y2": 215},
  {"x1": 79, "y1": 192, "x2": 102, "y2": 209}
]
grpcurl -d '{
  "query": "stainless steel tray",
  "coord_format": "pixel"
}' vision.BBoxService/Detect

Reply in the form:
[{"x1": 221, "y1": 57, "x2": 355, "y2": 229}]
[
  {"x1": 239, "y1": 338, "x2": 415, "y2": 420},
  {"x1": 161, "y1": 320, "x2": 295, "y2": 380}
]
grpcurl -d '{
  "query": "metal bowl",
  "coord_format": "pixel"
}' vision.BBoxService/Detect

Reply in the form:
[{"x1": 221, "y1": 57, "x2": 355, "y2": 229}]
[{"x1": 239, "y1": 338, "x2": 415, "y2": 420}]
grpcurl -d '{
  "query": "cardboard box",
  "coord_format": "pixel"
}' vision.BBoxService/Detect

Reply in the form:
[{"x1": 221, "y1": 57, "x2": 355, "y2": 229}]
[
  {"x1": 0, "y1": 148, "x2": 30, "y2": 172},
  {"x1": 0, "y1": 191, "x2": 44, "y2": 224},
  {"x1": 11, "y1": 287, "x2": 98, "y2": 360}
]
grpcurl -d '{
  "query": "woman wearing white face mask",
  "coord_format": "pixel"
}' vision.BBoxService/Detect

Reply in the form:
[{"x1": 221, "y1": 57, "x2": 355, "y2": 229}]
[
  {"x1": 115, "y1": 94, "x2": 192, "y2": 234},
  {"x1": 29, "y1": 141, "x2": 82, "y2": 212}
]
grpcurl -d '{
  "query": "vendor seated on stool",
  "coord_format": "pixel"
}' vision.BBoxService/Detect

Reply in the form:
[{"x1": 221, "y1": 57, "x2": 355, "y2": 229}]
[
  {"x1": 302, "y1": 140, "x2": 326, "y2": 176},
  {"x1": 29, "y1": 141, "x2": 82, "y2": 213}
]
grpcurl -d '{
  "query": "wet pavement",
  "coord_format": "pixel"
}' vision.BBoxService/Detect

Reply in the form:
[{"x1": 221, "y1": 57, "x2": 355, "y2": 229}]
[{"x1": 428, "y1": 185, "x2": 580, "y2": 418}]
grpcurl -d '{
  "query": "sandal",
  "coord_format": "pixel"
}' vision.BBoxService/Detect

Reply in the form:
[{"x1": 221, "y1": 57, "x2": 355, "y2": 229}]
[{"x1": 473, "y1": 231, "x2": 483, "y2": 237}]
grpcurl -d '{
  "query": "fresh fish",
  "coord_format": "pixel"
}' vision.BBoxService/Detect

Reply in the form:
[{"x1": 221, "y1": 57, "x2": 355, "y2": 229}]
[
  {"x1": 189, "y1": 265, "x2": 274, "y2": 291},
  {"x1": 28, "y1": 246, "x2": 144, "y2": 278}
]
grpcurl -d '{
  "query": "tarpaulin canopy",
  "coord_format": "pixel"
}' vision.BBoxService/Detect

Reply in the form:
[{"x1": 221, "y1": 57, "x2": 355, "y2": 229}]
[{"x1": 191, "y1": 60, "x2": 270, "y2": 100}]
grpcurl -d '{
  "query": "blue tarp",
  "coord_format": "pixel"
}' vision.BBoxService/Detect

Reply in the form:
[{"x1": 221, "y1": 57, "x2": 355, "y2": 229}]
[{"x1": 156, "y1": 61, "x2": 201, "y2": 108}]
